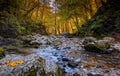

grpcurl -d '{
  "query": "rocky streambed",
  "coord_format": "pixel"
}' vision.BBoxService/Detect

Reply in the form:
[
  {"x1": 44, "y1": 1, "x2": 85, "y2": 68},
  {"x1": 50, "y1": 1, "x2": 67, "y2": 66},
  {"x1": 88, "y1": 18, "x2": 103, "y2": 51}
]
[{"x1": 0, "y1": 34, "x2": 120, "y2": 76}]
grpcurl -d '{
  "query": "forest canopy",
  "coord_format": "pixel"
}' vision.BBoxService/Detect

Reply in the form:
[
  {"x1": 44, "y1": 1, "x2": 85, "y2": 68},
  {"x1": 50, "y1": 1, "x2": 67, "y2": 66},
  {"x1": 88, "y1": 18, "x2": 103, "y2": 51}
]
[{"x1": 0, "y1": 0, "x2": 119, "y2": 37}]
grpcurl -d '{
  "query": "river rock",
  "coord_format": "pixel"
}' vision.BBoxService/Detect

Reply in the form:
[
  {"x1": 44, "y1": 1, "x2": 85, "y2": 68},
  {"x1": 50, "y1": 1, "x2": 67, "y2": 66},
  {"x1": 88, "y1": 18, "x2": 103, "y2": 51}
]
[
  {"x1": 21, "y1": 34, "x2": 51, "y2": 48},
  {"x1": 62, "y1": 57, "x2": 70, "y2": 61},
  {"x1": 21, "y1": 34, "x2": 36, "y2": 45},
  {"x1": 84, "y1": 37, "x2": 115, "y2": 54},
  {"x1": 49, "y1": 35, "x2": 65, "y2": 46},
  {"x1": 84, "y1": 44, "x2": 109, "y2": 54},
  {"x1": 44, "y1": 60, "x2": 63, "y2": 75},
  {"x1": 96, "y1": 37, "x2": 115, "y2": 48},
  {"x1": 61, "y1": 32, "x2": 73, "y2": 38},
  {"x1": 68, "y1": 61, "x2": 78, "y2": 68},
  {"x1": 83, "y1": 37, "x2": 97, "y2": 45},
  {"x1": 0, "y1": 54, "x2": 64, "y2": 76},
  {"x1": 30, "y1": 36, "x2": 50, "y2": 45},
  {"x1": 111, "y1": 42, "x2": 120, "y2": 52},
  {"x1": 49, "y1": 35, "x2": 65, "y2": 41}
]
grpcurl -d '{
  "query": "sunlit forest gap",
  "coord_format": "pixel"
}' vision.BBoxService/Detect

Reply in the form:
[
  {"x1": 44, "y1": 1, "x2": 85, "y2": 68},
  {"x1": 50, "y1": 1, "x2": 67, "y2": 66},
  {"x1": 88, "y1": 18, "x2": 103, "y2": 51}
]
[
  {"x1": 0, "y1": 0, "x2": 107, "y2": 35},
  {"x1": 28, "y1": 0, "x2": 105, "y2": 34}
]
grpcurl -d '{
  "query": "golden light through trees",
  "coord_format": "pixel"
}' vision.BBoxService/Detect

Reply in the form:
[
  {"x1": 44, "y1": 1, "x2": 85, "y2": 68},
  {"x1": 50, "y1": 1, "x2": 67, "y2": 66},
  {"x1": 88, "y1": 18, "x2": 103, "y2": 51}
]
[{"x1": 0, "y1": 0, "x2": 107, "y2": 35}]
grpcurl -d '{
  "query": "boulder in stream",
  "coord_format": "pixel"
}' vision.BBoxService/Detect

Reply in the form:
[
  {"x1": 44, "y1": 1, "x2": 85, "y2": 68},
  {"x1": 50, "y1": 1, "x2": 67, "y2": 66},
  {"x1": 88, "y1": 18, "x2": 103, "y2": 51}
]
[
  {"x1": 0, "y1": 54, "x2": 64, "y2": 76},
  {"x1": 84, "y1": 37, "x2": 116, "y2": 54}
]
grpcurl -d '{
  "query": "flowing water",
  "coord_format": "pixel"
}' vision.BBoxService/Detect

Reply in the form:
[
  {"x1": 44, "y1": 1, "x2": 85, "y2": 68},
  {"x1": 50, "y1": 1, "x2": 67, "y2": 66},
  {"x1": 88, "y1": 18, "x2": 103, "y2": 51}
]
[
  {"x1": 1, "y1": 37, "x2": 120, "y2": 76},
  {"x1": 33, "y1": 38, "x2": 120, "y2": 76}
]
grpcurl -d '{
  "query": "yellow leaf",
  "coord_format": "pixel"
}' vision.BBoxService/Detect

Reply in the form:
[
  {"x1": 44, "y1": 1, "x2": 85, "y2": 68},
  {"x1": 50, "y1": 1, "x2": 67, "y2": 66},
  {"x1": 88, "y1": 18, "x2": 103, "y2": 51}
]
[{"x1": 6, "y1": 59, "x2": 24, "y2": 67}]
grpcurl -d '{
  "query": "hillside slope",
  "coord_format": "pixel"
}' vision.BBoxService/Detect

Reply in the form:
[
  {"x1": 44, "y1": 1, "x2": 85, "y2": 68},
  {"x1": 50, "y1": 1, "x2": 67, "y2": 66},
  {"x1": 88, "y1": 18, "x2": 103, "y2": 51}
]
[{"x1": 79, "y1": 0, "x2": 120, "y2": 40}]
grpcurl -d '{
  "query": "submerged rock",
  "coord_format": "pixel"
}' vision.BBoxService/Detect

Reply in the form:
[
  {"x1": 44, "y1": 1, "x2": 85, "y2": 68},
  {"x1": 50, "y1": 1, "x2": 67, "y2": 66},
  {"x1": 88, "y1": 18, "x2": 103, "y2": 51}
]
[
  {"x1": 62, "y1": 57, "x2": 70, "y2": 61},
  {"x1": 0, "y1": 54, "x2": 64, "y2": 76},
  {"x1": 68, "y1": 61, "x2": 78, "y2": 68}
]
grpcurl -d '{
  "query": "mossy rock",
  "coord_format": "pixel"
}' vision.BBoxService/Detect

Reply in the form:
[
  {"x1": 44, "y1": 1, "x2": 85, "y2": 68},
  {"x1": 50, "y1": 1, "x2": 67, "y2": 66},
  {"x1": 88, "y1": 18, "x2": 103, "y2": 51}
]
[
  {"x1": 29, "y1": 42, "x2": 40, "y2": 48},
  {"x1": 98, "y1": 42, "x2": 110, "y2": 50},
  {"x1": 4, "y1": 45, "x2": 33, "y2": 55},
  {"x1": 84, "y1": 43, "x2": 111, "y2": 54},
  {"x1": 20, "y1": 35, "x2": 33, "y2": 42},
  {"x1": 22, "y1": 37, "x2": 32, "y2": 44},
  {"x1": 0, "y1": 47, "x2": 5, "y2": 59}
]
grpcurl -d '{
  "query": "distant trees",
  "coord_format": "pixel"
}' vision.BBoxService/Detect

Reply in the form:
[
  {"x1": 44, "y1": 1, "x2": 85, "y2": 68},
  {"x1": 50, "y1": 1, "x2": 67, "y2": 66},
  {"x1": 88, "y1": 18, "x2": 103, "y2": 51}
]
[
  {"x1": 0, "y1": 0, "x2": 23, "y2": 15},
  {"x1": 53, "y1": 0, "x2": 105, "y2": 34},
  {"x1": 0, "y1": 0, "x2": 52, "y2": 35},
  {"x1": 0, "y1": 0, "x2": 52, "y2": 21},
  {"x1": 1, "y1": 0, "x2": 114, "y2": 35}
]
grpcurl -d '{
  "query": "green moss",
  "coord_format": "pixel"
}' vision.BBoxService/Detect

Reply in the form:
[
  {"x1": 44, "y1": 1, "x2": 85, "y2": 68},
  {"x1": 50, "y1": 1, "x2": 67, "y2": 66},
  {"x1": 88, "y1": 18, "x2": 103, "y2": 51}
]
[
  {"x1": 22, "y1": 37, "x2": 32, "y2": 44},
  {"x1": 98, "y1": 43, "x2": 110, "y2": 50},
  {"x1": 84, "y1": 43, "x2": 111, "y2": 54},
  {"x1": 84, "y1": 44, "x2": 101, "y2": 53},
  {"x1": 0, "y1": 47, "x2": 5, "y2": 59},
  {"x1": 55, "y1": 67, "x2": 64, "y2": 76},
  {"x1": 17, "y1": 57, "x2": 64, "y2": 76}
]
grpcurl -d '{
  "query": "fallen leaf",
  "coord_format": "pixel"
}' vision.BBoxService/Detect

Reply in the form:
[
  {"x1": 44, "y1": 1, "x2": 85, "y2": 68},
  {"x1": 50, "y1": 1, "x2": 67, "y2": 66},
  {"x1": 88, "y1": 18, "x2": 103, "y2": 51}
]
[{"x1": 6, "y1": 59, "x2": 24, "y2": 67}]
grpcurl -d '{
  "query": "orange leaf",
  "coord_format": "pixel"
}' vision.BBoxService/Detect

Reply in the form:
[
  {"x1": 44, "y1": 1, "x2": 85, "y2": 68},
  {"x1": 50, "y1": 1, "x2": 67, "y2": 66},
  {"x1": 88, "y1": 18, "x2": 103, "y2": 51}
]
[{"x1": 6, "y1": 59, "x2": 24, "y2": 67}]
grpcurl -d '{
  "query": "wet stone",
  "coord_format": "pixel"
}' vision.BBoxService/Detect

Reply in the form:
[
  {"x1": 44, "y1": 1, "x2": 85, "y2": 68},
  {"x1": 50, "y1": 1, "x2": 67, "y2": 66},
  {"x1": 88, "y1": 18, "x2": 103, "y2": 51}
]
[
  {"x1": 87, "y1": 73, "x2": 103, "y2": 76},
  {"x1": 74, "y1": 58, "x2": 81, "y2": 63},
  {"x1": 63, "y1": 47, "x2": 71, "y2": 49},
  {"x1": 73, "y1": 73, "x2": 81, "y2": 76},
  {"x1": 53, "y1": 52, "x2": 58, "y2": 56},
  {"x1": 68, "y1": 61, "x2": 78, "y2": 68},
  {"x1": 62, "y1": 57, "x2": 70, "y2": 61}
]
